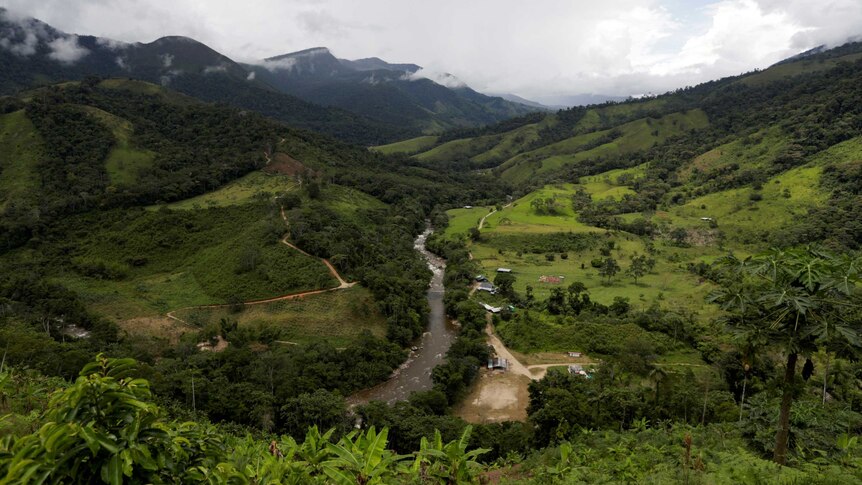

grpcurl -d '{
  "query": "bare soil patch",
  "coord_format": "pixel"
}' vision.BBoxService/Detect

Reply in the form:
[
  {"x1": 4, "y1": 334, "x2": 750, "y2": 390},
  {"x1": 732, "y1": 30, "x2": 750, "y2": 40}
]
[
  {"x1": 264, "y1": 153, "x2": 313, "y2": 176},
  {"x1": 118, "y1": 316, "x2": 192, "y2": 344},
  {"x1": 455, "y1": 370, "x2": 530, "y2": 423}
]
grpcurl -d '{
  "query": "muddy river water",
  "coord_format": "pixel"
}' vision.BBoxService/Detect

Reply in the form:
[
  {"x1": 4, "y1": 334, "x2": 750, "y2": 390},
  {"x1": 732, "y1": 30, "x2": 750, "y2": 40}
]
[{"x1": 348, "y1": 227, "x2": 458, "y2": 405}]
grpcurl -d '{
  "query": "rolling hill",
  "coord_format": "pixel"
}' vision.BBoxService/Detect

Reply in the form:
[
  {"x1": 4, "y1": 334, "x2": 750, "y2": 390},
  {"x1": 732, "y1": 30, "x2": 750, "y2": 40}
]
[{"x1": 393, "y1": 41, "x2": 862, "y2": 199}]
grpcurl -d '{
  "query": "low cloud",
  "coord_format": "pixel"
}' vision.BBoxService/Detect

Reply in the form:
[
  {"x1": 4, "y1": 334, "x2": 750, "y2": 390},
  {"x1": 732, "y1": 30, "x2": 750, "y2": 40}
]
[
  {"x1": 259, "y1": 57, "x2": 297, "y2": 72},
  {"x1": 0, "y1": 29, "x2": 37, "y2": 55},
  {"x1": 0, "y1": 8, "x2": 47, "y2": 56},
  {"x1": 96, "y1": 36, "x2": 129, "y2": 50},
  {"x1": 203, "y1": 64, "x2": 227, "y2": 74},
  {"x1": 246, "y1": 71, "x2": 255, "y2": 81},
  {"x1": 405, "y1": 68, "x2": 466, "y2": 88},
  {"x1": 46, "y1": 35, "x2": 88, "y2": 63},
  {"x1": 161, "y1": 53, "x2": 173, "y2": 68}
]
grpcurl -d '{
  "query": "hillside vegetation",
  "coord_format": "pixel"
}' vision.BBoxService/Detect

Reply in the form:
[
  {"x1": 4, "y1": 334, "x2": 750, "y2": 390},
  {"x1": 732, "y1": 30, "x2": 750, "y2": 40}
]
[{"x1": 2, "y1": 24, "x2": 862, "y2": 484}]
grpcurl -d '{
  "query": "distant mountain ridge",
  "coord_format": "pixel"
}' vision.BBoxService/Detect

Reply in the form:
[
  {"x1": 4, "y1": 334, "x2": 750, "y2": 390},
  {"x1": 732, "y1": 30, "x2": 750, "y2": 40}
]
[
  {"x1": 245, "y1": 46, "x2": 539, "y2": 132},
  {"x1": 0, "y1": 8, "x2": 539, "y2": 142}
]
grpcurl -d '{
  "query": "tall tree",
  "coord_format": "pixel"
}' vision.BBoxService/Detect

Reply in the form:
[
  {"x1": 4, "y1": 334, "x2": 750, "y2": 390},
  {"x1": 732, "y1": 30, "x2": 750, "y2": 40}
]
[
  {"x1": 709, "y1": 247, "x2": 861, "y2": 465},
  {"x1": 598, "y1": 257, "x2": 620, "y2": 284}
]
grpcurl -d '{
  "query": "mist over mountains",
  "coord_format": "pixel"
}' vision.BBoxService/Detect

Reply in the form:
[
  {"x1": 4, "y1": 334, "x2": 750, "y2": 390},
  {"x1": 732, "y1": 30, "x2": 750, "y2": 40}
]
[{"x1": 0, "y1": 8, "x2": 550, "y2": 143}]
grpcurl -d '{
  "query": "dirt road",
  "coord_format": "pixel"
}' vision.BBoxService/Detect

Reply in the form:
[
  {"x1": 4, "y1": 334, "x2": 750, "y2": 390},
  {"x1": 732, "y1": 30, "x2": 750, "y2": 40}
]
[
  {"x1": 455, "y1": 318, "x2": 581, "y2": 423},
  {"x1": 164, "y1": 204, "x2": 354, "y2": 325},
  {"x1": 477, "y1": 202, "x2": 513, "y2": 230}
]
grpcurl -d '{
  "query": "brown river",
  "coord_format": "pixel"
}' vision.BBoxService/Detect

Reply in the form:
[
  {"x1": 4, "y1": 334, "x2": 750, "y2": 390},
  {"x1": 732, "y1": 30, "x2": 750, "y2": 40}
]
[{"x1": 348, "y1": 227, "x2": 458, "y2": 405}]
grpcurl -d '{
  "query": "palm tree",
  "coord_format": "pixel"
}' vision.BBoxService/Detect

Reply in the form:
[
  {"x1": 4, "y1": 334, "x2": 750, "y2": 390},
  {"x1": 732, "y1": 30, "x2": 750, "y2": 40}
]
[{"x1": 709, "y1": 246, "x2": 861, "y2": 465}]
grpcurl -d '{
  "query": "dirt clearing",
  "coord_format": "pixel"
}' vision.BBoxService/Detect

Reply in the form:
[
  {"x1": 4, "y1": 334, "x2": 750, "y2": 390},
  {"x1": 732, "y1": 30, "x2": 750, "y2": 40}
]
[{"x1": 455, "y1": 370, "x2": 531, "y2": 423}]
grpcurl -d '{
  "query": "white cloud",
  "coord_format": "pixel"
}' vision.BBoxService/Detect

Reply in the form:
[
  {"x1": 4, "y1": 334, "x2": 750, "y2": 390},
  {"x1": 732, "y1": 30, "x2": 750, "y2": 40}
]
[
  {"x1": 246, "y1": 71, "x2": 255, "y2": 81},
  {"x1": 46, "y1": 34, "x2": 88, "y2": 63},
  {"x1": 0, "y1": 28, "x2": 37, "y2": 55},
  {"x1": 161, "y1": 53, "x2": 173, "y2": 68},
  {"x1": 1, "y1": 0, "x2": 860, "y2": 99},
  {"x1": 96, "y1": 36, "x2": 129, "y2": 50},
  {"x1": 203, "y1": 64, "x2": 227, "y2": 73},
  {"x1": 405, "y1": 68, "x2": 466, "y2": 88},
  {"x1": 259, "y1": 57, "x2": 297, "y2": 72}
]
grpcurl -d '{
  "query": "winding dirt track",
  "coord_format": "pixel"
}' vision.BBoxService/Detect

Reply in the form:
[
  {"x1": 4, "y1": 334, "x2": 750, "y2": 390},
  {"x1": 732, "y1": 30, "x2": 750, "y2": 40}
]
[
  {"x1": 165, "y1": 204, "x2": 354, "y2": 325},
  {"x1": 477, "y1": 202, "x2": 513, "y2": 230}
]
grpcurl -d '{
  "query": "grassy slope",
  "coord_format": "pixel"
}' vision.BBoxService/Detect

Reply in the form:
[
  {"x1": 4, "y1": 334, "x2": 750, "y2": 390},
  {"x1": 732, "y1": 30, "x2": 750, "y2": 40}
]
[
  {"x1": 470, "y1": 123, "x2": 542, "y2": 164},
  {"x1": 499, "y1": 110, "x2": 709, "y2": 183},
  {"x1": 158, "y1": 171, "x2": 298, "y2": 210},
  {"x1": 662, "y1": 136, "x2": 862, "y2": 244},
  {"x1": 0, "y1": 110, "x2": 42, "y2": 210},
  {"x1": 79, "y1": 106, "x2": 155, "y2": 187},
  {"x1": 173, "y1": 286, "x2": 386, "y2": 347},
  {"x1": 372, "y1": 135, "x2": 438, "y2": 155},
  {"x1": 51, "y1": 203, "x2": 335, "y2": 321},
  {"x1": 415, "y1": 134, "x2": 502, "y2": 163},
  {"x1": 156, "y1": 172, "x2": 384, "y2": 217},
  {"x1": 452, "y1": 137, "x2": 862, "y2": 333},
  {"x1": 676, "y1": 126, "x2": 789, "y2": 183},
  {"x1": 740, "y1": 52, "x2": 862, "y2": 86}
]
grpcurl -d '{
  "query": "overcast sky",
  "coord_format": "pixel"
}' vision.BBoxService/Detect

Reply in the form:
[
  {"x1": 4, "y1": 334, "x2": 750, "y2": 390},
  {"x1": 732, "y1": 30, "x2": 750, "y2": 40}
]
[{"x1": 2, "y1": 0, "x2": 860, "y2": 103}]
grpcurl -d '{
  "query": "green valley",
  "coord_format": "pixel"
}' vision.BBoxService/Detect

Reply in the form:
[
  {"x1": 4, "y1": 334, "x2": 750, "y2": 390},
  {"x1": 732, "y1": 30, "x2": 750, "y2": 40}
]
[{"x1": 2, "y1": 6, "x2": 862, "y2": 483}]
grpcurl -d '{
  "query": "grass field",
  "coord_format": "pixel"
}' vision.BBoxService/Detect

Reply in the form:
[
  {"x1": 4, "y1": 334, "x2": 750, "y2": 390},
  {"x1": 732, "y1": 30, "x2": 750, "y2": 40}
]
[
  {"x1": 740, "y1": 52, "x2": 862, "y2": 86},
  {"x1": 448, "y1": 182, "x2": 723, "y2": 317},
  {"x1": 444, "y1": 206, "x2": 497, "y2": 237},
  {"x1": 676, "y1": 126, "x2": 789, "y2": 184},
  {"x1": 471, "y1": 123, "x2": 542, "y2": 164},
  {"x1": 50, "y1": 203, "x2": 335, "y2": 321},
  {"x1": 499, "y1": 110, "x2": 709, "y2": 183},
  {"x1": 172, "y1": 286, "x2": 386, "y2": 347},
  {"x1": 158, "y1": 171, "x2": 298, "y2": 210},
  {"x1": 670, "y1": 164, "x2": 827, "y2": 244},
  {"x1": 0, "y1": 110, "x2": 42, "y2": 210},
  {"x1": 372, "y1": 135, "x2": 439, "y2": 155},
  {"x1": 154, "y1": 172, "x2": 384, "y2": 217},
  {"x1": 80, "y1": 106, "x2": 155, "y2": 187},
  {"x1": 415, "y1": 134, "x2": 502, "y2": 163}
]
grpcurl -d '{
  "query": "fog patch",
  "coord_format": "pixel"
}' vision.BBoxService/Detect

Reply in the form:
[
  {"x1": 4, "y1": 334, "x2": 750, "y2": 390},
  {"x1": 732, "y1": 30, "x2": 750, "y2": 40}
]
[
  {"x1": 96, "y1": 36, "x2": 129, "y2": 50},
  {"x1": 258, "y1": 57, "x2": 297, "y2": 72},
  {"x1": 203, "y1": 63, "x2": 228, "y2": 74},
  {"x1": 404, "y1": 68, "x2": 466, "y2": 88},
  {"x1": 47, "y1": 35, "x2": 89, "y2": 63},
  {"x1": 246, "y1": 71, "x2": 256, "y2": 81},
  {"x1": 161, "y1": 53, "x2": 173, "y2": 68},
  {"x1": 0, "y1": 9, "x2": 50, "y2": 57}
]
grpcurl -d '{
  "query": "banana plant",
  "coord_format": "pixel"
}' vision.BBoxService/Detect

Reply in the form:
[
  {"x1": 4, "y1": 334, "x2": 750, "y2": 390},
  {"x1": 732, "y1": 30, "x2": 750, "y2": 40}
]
[
  {"x1": 413, "y1": 426, "x2": 489, "y2": 485},
  {"x1": 322, "y1": 426, "x2": 407, "y2": 485}
]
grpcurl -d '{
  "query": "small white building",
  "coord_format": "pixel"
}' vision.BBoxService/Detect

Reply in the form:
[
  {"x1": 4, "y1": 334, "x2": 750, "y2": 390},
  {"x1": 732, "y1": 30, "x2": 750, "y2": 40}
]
[
  {"x1": 567, "y1": 351, "x2": 582, "y2": 358},
  {"x1": 496, "y1": 268, "x2": 512, "y2": 273},
  {"x1": 480, "y1": 302, "x2": 502, "y2": 313}
]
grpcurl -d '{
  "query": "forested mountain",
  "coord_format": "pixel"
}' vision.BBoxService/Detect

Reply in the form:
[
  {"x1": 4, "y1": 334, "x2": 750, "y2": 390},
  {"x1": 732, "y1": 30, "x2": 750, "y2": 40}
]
[
  {"x1": 0, "y1": 9, "x2": 414, "y2": 144},
  {"x1": 0, "y1": 9, "x2": 539, "y2": 145},
  {"x1": 245, "y1": 46, "x2": 539, "y2": 132}
]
